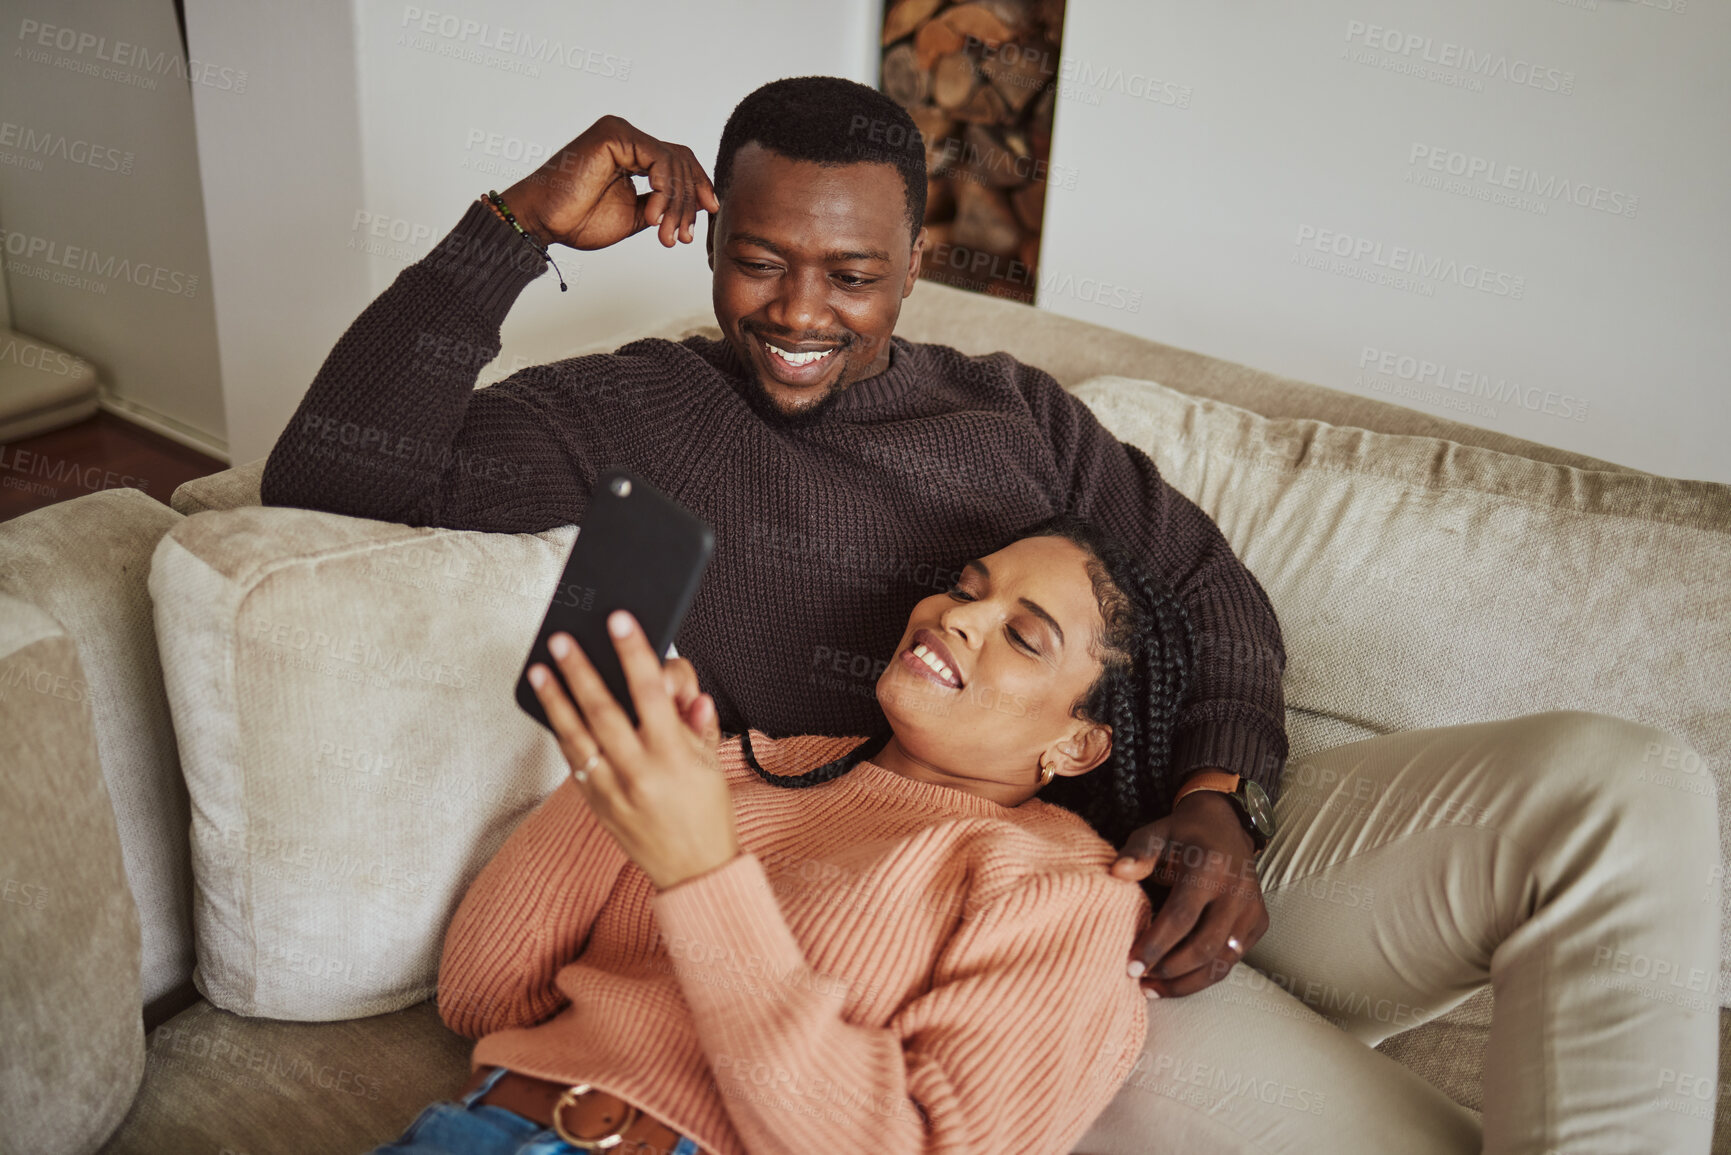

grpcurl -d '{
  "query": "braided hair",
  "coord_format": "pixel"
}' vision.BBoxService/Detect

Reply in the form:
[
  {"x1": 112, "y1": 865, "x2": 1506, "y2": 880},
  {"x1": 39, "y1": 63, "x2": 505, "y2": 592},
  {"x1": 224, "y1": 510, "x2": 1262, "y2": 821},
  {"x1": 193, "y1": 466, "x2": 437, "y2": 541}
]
[{"x1": 741, "y1": 513, "x2": 1195, "y2": 849}]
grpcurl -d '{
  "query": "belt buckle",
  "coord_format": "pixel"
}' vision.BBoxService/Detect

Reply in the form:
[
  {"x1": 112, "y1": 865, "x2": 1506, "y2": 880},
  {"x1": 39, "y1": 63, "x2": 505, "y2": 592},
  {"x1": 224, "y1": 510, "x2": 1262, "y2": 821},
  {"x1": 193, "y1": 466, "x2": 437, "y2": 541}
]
[{"x1": 551, "y1": 1083, "x2": 640, "y2": 1150}]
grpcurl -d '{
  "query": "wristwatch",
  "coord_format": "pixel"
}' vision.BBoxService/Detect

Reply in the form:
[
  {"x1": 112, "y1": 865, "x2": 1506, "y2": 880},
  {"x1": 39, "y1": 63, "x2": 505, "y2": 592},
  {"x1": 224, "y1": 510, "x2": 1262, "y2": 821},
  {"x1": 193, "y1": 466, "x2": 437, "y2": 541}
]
[{"x1": 1172, "y1": 771, "x2": 1275, "y2": 853}]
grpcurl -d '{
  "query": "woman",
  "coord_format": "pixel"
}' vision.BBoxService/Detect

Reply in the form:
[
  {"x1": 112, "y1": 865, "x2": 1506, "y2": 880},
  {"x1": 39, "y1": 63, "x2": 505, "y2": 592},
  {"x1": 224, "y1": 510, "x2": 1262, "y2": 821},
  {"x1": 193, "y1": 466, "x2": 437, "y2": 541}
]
[{"x1": 368, "y1": 513, "x2": 1192, "y2": 1155}]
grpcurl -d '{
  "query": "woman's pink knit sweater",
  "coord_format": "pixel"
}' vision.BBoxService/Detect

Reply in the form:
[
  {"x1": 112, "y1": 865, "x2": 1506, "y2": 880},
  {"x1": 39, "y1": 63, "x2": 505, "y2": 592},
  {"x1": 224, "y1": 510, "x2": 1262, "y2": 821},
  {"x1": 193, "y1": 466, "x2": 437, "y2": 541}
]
[{"x1": 438, "y1": 731, "x2": 1152, "y2": 1155}]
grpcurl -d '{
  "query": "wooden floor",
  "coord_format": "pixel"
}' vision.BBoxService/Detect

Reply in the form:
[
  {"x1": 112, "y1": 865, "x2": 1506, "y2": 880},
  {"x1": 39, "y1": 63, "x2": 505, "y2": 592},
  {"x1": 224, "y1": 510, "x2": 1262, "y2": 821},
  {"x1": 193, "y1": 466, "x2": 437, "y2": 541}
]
[{"x1": 0, "y1": 410, "x2": 229, "y2": 523}]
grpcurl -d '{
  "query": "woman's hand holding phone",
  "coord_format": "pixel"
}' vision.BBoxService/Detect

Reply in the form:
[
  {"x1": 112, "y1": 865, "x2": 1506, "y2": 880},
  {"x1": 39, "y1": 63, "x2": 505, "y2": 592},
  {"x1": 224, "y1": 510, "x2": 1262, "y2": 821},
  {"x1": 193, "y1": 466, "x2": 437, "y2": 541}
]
[{"x1": 526, "y1": 609, "x2": 740, "y2": 891}]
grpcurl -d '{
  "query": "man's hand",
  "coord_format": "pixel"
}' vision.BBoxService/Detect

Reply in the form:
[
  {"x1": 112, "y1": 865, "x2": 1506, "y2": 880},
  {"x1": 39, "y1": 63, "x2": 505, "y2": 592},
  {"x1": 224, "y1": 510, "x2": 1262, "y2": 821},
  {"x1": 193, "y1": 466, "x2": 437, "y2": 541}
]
[
  {"x1": 1111, "y1": 789, "x2": 1268, "y2": 997},
  {"x1": 499, "y1": 114, "x2": 721, "y2": 252}
]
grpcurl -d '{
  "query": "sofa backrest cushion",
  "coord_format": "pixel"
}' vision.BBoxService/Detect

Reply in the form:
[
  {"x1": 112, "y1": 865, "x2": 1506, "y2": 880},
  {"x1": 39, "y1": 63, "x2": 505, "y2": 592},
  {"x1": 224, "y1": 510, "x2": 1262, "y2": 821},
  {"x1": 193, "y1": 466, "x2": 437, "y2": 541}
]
[
  {"x1": 0, "y1": 593, "x2": 146, "y2": 1155},
  {"x1": 148, "y1": 507, "x2": 575, "y2": 1019},
  {"x1": 0, "y1": 486, "x2": 192, "y2": 1005},
  {"x1": 1072, "y1": 373, "x2": 1731, "y2": 997}
]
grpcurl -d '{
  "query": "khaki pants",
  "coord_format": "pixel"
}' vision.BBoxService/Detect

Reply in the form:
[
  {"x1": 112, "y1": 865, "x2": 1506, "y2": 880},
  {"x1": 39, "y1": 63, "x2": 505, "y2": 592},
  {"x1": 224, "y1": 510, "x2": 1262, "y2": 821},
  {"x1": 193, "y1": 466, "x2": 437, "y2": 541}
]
[{"x1": 1074, "y1": 711, "x2": 1722, "y2": 1154}]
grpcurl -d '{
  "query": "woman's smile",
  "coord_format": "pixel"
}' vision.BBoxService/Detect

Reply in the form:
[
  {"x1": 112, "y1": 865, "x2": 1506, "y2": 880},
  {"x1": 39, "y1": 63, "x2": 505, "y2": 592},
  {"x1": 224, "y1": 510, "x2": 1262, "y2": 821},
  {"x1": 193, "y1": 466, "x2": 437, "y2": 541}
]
[{"x1": 899, "y1": 627, "x2": 964, "y2": 689}]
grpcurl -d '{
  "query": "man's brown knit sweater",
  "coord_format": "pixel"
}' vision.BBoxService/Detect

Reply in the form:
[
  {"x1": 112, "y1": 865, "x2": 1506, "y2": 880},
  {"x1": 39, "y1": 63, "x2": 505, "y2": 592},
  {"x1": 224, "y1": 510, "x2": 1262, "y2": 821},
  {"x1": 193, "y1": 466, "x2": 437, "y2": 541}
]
[{"x1": 261, "y1": 200, "x2": 1289, "y2": 803}]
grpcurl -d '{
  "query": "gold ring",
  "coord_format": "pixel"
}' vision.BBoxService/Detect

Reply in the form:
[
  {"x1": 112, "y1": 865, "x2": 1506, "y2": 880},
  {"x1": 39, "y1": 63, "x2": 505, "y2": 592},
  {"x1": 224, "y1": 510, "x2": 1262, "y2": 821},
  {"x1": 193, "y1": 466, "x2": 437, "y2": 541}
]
[
  {"x1": 575, "y1": 752, "x2": 601, "y2": 783},
  {"x1": 1226, "y1": 936, "x2": 1243, "y2": 955}
]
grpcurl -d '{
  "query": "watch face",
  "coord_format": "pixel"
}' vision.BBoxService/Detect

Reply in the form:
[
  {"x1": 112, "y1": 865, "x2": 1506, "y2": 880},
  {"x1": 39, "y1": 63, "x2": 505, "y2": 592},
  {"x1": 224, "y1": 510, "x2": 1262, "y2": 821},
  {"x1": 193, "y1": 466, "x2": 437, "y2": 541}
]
[{"x1": 1241, "y1": 780, "x2": 1274, "y2": 837}]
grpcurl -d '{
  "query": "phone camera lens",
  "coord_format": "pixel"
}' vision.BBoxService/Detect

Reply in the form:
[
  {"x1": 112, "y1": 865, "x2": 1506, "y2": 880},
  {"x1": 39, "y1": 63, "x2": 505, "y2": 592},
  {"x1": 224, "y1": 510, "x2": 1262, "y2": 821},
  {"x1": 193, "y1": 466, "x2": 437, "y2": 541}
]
[{"x1": 610, "y1": 478, "x2": 632, "y2": 497}]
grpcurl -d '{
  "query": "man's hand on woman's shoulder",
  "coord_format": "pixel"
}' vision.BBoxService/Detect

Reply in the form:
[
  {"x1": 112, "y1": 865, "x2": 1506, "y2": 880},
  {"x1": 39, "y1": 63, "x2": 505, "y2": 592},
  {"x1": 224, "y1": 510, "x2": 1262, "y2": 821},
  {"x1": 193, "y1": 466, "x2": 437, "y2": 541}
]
[{"x1": 499, "y1": 114, "x2": 720, "y2": 252}]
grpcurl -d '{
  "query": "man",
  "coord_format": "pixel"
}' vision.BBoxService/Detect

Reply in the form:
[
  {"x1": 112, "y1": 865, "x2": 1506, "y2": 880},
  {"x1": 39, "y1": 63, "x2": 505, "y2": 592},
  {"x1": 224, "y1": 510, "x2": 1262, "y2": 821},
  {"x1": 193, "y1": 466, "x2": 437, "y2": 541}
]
[{"x1": 263, "y1": 76, "x2": 1285, "y2": 996}]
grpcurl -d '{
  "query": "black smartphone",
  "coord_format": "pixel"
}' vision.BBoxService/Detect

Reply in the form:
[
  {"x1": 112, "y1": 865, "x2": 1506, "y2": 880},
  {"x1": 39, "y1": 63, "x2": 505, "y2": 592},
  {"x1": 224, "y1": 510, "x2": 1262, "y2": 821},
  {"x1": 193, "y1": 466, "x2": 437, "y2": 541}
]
[{"x1": 515, "y1": 469, "x2": 714, "y2": 732}]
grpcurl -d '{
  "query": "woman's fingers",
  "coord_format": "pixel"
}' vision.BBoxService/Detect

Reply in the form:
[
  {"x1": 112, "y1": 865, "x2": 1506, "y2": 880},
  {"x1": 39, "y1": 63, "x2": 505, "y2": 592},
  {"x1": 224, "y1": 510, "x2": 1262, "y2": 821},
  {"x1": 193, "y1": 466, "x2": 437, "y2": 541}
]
[
  {"x1": 663, "y1": 656, "x2": 701, "y2": 711},
  {"x1": 601, "y1": 611, "x2": 685, "y2": 744},
  {"x1": 547, "y1": 629, "x2": 646, "y2": 766},
  {"x1": 691, "y1": 693, "x2": 720, "y2": 745},
  {"x1": 526, "y1": 662, "x2": 618, "y2": 795}
]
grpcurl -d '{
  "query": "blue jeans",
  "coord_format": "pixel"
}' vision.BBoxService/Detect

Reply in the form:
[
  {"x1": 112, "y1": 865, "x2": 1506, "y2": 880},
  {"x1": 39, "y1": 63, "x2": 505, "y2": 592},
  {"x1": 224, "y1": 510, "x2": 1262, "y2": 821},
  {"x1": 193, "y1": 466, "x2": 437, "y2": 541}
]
[{"x1": 367, "y1": 1065, "x2": 701, "y2": 1155}]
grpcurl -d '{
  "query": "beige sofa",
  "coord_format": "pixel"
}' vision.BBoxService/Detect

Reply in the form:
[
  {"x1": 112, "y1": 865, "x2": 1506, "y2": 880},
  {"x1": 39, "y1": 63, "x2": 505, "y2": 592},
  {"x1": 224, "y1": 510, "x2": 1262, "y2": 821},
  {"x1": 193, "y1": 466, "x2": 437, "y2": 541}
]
[{"x1": 4, "y1": 279, "x2": 1728, "y2": 1154}]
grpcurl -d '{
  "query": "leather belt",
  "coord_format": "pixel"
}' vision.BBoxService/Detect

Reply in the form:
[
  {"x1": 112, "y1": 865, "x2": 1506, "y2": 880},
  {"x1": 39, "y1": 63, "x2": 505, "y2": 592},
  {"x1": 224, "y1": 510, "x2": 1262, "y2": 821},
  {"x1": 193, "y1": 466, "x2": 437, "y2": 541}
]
[{"x1": 460, "y1": 1066, "x2": 692, "y2": 1153}]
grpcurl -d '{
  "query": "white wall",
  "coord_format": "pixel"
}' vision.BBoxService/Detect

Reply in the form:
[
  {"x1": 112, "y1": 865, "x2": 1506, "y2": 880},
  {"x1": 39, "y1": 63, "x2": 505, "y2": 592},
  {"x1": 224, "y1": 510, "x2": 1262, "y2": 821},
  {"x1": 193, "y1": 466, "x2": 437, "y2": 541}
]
[
  {"x1": 182, "y1": 0, "x2": 1726, "y2": 480},
  {"x1": 188, "y1": 0, "x2": 880, "y2": 467},
  {"x1": 184, "y1": 0, "x2": 371, "y2": 472},
  {"x1": 1040, "y1": 0, "x2": 1730, "y2": 482},
  {"x1": 0, "y1": 0, "x2": 226, "y2": 456}
]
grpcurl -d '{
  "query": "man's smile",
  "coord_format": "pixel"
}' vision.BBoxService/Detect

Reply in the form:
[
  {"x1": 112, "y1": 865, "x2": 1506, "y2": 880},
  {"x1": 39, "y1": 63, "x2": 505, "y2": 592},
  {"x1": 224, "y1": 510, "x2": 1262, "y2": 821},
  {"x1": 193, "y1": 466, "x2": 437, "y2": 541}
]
[{"x1": 751, "y1": 330, "x2": 847, "y2": 388}]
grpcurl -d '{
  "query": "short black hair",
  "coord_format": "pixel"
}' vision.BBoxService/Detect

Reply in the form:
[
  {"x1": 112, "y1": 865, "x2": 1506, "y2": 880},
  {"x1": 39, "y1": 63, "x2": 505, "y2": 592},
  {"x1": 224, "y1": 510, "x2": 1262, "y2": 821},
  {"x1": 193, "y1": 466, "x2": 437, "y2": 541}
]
[{"x1": 714, "y1": 76, "x2": 927, "y2": 243}]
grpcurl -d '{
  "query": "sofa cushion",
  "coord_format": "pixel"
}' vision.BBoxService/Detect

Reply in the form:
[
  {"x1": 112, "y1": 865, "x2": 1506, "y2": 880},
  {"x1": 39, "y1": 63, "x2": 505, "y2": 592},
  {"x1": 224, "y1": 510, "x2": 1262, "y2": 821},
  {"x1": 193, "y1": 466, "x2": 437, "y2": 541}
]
[
  {"x1": 148, "y1": 507, "x2": 576, "y2": 1018},
  {"x1": 0, "y1": 593, "x2": 147, "y2": 1155},
  {"x1": 1072, "y1": 373, "x2": 1731, "y2": 999},
  {"x1": 95, "y1": 998, "x2": 470, "y2": 1155},
  {"x1": 0, "y1": 487, "x2": 193, "y2": 1005},
  {"x1": 170, "y1": 457, "x2": 264, "y2": 516}
]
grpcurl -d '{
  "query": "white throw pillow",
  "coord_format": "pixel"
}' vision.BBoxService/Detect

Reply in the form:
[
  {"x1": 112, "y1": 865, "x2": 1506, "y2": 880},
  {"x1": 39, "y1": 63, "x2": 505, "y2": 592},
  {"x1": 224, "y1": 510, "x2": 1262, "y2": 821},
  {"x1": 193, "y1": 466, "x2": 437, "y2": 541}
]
[{"x1": 149, "y1": 508, "x2": 575, "y2": 1019}]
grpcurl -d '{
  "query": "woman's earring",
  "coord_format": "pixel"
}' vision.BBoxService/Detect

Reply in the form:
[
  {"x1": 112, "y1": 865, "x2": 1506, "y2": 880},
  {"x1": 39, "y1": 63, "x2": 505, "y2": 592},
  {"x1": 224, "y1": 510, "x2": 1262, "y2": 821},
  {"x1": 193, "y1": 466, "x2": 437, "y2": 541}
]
[{"x1": 1038, "y1": 759, "x2": 1056, "y2": 788}]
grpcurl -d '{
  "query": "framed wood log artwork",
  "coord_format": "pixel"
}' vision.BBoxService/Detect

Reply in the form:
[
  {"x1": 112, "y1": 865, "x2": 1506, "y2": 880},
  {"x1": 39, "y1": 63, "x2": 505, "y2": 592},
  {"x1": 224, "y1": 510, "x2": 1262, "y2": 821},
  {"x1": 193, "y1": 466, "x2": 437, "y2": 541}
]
[{"x1": 879, "y1": 0, "x2": 1066, "y2": 304}]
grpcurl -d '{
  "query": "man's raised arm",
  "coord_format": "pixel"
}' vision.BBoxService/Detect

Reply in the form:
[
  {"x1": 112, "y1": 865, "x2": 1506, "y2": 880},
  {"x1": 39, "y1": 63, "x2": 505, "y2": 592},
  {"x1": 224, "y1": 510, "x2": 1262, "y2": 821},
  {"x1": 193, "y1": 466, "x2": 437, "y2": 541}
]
[{"x1": 259, "y1": 115, "x2": 719, "y2": 531}]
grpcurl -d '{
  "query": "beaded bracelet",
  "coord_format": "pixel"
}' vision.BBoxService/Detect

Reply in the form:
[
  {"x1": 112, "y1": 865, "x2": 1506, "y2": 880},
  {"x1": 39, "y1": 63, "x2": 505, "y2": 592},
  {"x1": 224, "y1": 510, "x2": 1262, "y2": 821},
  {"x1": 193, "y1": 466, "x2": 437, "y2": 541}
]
[{"x1": 482, "y1": 190, "x2": 567, "y2": 291}]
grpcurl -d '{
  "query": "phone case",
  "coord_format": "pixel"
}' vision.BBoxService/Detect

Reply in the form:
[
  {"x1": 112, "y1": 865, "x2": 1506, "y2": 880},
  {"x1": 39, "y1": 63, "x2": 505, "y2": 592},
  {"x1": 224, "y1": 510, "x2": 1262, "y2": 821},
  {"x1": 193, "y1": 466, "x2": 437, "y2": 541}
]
[{"x1": 515, "y1": 469, "x2": 714, "y2": 732}]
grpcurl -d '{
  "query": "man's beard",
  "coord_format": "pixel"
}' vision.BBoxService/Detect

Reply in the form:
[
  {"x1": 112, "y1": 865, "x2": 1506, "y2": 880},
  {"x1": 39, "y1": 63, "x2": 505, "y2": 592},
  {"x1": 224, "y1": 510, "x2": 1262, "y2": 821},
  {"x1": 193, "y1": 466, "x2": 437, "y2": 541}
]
[
  {"x1": 732, "y1": 329, "x2": 854, "y2": 429},
  {"x1": 738, "y1": 370, "x2": 847, "y2": 430}
]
